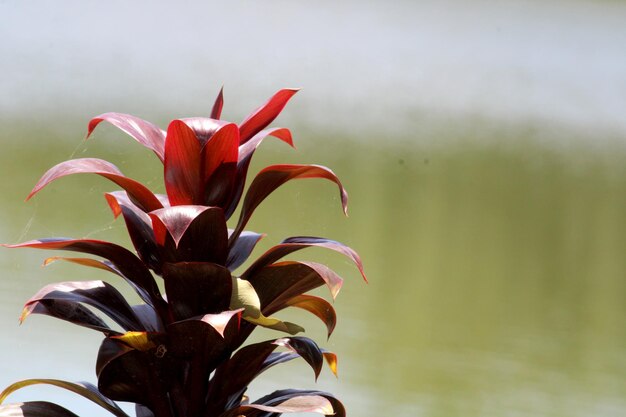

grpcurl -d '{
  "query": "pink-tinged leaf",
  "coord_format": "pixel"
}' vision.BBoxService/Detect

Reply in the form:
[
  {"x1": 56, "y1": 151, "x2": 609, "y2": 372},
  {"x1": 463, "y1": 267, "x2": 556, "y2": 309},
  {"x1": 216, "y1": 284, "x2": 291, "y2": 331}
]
[
  {"x1": 201, "y1": 123, "x2": 239, "y2": 208},
  {"x1": 149, "y1": 205, "x2": 228, "y2": 265},
  {"x1": 244, "y1": 236, "x2": 367, "y2": 283},
  {"x1": 162, "y1": 262, "x2": 232, "y2": 321},
  {"x1": 224, "y1": 127, "x2": 294, "y2": 219},
  {"x1": 0, "y1": 401, "x2": 81, "y2": 417},
  {"x1": 164, "y1": 120, "x2": 202, "y2": 205},
  {"x1": 4, "y1": 239, "x2": 162, "y2": 309},
  {"x1": 226, "y1": 231, "x2": 265, "y2": 271},
  {"x1": 245, "y1": 395, "x2": 334, "y2": 415},
  {"x1": 180, "y1": 117, "x2": 230, "y2": 145},
  {"x1": 283, "y1": 294, "x2": 337, "y2": 338},
  {"x1": 87, "y1": 113, "x2": 166, "y2": 162},
  {"x1": 27, "y1": 158, "x2": 163, "y2": 213},
  {"x1": 211, "y1": 87, "x2": 224, "y2": 119},
  {"x1": 238, "y1": 88, "x2": 299, "y2": 145},
  {"x1": 0, "y1": 380, "x2": 130, "y2": 417},
  {"x1": 21, "y1": 280, "x2": 141, "y2": 331},
  {"x1": 230, "y1": 164, "x2": 348, "y2": 245},
  {"x1": 220, "y1": 389, "x2": 344, "y2": 417}
]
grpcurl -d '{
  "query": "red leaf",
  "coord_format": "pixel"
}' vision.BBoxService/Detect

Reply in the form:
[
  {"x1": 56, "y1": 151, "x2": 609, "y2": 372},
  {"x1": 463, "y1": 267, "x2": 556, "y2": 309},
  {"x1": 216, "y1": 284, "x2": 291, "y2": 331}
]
[
  {"x1": 238, "y1": 88, "x2": 299, "y2": 145},
  {"x1": 229, "y1": 164, "x2": 348, "y2": 245},
  {"x1": 87, "y1": 112, "x2": 166, "y2": 162},
  {"x1": 224, "y1": 127, "x2": 294, "y2": 219},
  {"x1": 201, "y1": 122, "x2": 239, "y2": 207},
  {"x1": 211, "y1": 87, "x2": 224, "y2": 119},
  {"x1": 243, "y1": 236, "x2": 367, "y2": 283},
  {"x1": 164, "y1": 120, "x2": 202, "y2": 205},
  {"x1": 27, "y1": 158, "x2": 163, "y2": 213}
]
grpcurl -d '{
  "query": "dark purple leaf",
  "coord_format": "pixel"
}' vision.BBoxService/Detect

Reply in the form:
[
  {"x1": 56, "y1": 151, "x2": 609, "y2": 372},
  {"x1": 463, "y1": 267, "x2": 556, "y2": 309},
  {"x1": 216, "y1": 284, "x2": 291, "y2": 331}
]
[
  {"x1": 87, "y1": 113, "x2": 166, "y2": 162},
  {"x1": 27, "y1": 158, "x2": 163, "y2": 213},
  {"x1": 25, "y1": 299, "x2": 115, "y2": 334},
  {"x1": 238, "y1": 88, "x2": 298, "y2": 145},
  {"x1": 21, "y1": 280, "x2": 142, "y2": 332},
  {"x1": 243, "y1": 236, "x2": 367, "y2": 283},
  {"x1": 211, "y1": 87, "x2": 224, "y2": 120},
  {"x1": 164, "y1": 120, "x2": 202, "y2": 205},
  {"x1": 229, "y1": 164, "x2": 348, "y2": 245},
  {"x1": 135, "y1": 405, "x2": 155, "y2": 417},
  {"x1": 226, "y1": 231, "x2": 265, "y2": 271},
  {"x1": 162, "y1": 262, "x2": 232, "y2": 321}
]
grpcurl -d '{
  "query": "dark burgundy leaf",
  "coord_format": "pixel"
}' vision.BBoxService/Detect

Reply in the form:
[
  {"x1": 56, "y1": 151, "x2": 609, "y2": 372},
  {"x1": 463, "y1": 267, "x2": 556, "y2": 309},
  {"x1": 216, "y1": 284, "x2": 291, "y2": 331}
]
[
  {"x1": 224, "y1": 128, "x2": 294, "y2": 219},
  {"x1": 244, "y1": 261, "x2": 343, "y2": 316},
  {"x1": 164, "y1": 120, "x2": 202, "y2": 205},
  {"x1": 87, "y1": 112, "x2": 166, "y2": 162},
  {"x1": 166, "y1": 310, "x2": 242, "y2": 417},
  {"x1": 162, "y1": 262, "x2": 232, "y2": 321},
  {"x1": 211, "y1": 87, "x2": 224, "y2": 120},
  {"x1": 21, "y1": 281, "x2": 142, "y2": 332},
  {"x1": 27, "y1": 158, "x2": 163, "y2": 213},
  {"x1": 4, "y1": 239, "x2": 163, "y2": 310},
  {"x1": 149, "y1": 206, "x2": 228, "y2": 265},
  {"x1": 226, "y1": 231, "x2": 265, "y2": 271},
  {"x1": 135, "y1": 405, "x2": 155, "y2": 417},
  {"x1": 131, "y1": 304, "x2": 162, "y2": 332},
  {"x1": 229, "y1": 164, "x2": 348, "y2": 245},
  {"x1": 243, "y1": 236, "x2": 367, "y2": 283},
  {"x1": 238, "y1": 88, "x2": 298, "y2": 145},
  {"x1": 206, "y1": 337, "x2": 323, "y2": 415},
  {"x1": 180, "y1": 117, "x2": 229, "y2": 145},
  {"x1": 26, "y1": 299, "x2": 115, "y2": 334}
]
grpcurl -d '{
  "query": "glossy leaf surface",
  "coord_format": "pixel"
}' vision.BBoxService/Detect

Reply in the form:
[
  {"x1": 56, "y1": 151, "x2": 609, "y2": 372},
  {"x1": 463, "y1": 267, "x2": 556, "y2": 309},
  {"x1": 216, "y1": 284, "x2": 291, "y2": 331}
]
[
  {"x1": 164, "y1": 120, "x2": 202, "y2": 205},
  {"x1": 238, "y1": 88, "x2": 298, "y2": 144},
  {"x1": 87, "y1": 113, "x2": 166, "y2": 162}
]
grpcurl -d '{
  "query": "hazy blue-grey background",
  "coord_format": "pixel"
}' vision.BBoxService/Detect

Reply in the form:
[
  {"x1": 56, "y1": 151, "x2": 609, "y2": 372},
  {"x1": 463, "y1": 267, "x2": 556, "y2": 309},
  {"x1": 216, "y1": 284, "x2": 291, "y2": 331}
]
[{"x1": 1, "y1": 1, "x2": 626, "y2": 416}]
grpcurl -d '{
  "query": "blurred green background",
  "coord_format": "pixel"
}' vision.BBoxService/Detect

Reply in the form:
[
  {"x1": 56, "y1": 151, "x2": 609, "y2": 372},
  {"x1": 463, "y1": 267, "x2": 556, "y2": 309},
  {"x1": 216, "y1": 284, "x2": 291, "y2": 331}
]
[{"x1": 1, "y1": 1, "x2": 626, "y2": 416}]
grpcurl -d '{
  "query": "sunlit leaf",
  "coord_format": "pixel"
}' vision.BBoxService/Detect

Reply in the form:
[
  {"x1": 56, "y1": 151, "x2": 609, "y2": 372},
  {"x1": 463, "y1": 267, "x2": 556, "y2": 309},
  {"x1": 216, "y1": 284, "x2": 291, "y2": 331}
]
[
  {"x1": 0, "y1": 380, "x2": 129, "y2": 417},
  {"x1": 230, "y1": 164, "x2": 348, "y2": 244},
  {"x1": 244, "y1": 236, "x2": 367, "y2": 283},
  {"x1": 229, "y1": 277, "x2": 303, "y2": 335},
  {"x1": 211, "y1": 87, "x2": 224, "y2": 119},
  {"x1": 238, "y1": 88, "x2": 299, "y2": 144},
  {"x1": 27, "y1": 158, "x2": 163, "y2": 213},
  {"x1": 201, "y1": 123, "x2": 239, "y2": 208},
  {"x1": 87, "y1": 112, "x2": 166, "y2": 162},
  {"x1": 0, "y1": 401, "x2": 80, "y2": 417},
  {"x1": 283, "y1": 294, "x2": 337, "y2": 338},
  {"x1": 164, "y1": 120, "x2": 202, "y2": 205}
]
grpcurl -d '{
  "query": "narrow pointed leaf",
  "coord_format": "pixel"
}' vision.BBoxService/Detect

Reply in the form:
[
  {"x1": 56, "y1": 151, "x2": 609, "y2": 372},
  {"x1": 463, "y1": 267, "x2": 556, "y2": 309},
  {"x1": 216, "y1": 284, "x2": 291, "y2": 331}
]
[
  {"x1": 230, "y1": 164, "x2": 348, "y2": 244},
  {"x1": 250, "y1": 389, "x2": 345, "y2": 417},
  {"x1": 0, "y1": 401, "x2": 80, "y2": 417},
  {"x1": 283, "y1": 294, "x2": 337, "y2": 338},
  {"x1": 43, "y1": 256, "x2": 121, "y2": 276},
  {"x1": 322, "y1": 351, "x2": 339, "y2": 377},
  {"x1": 243, "y1": 236, "x2": 367, "y2": 283},
  {"x1": 4, "y1": 239, "x2": 162, "y2": 308},
  {"x1": 87, "y1": 112, "x2": 166, "y2": 162},
  {"x1": 224, "y1": 127, "x2": 294, "y2": 218},
  {"x1": 21, "y1": 280, "x2": 141, "y2": 331},
  {"x1": 211, "y1": 87, "x2": 224, "y2": 119},
  {"x1": 27, "y1": 158, "x2": 163, "y2": 213},
  {"x1": 0, "y1": 380, "x2": 130, "y2": 417},
  {"x1": 22, "y1": 299, "x2": 115, "y2": 334},
  {"x1": 238, "y1": 88, "x2": 299, "y2": 144},
  {"x1": 164, "y1": 120, "x2": 202, "y2": 205},
  {"x1": 226, "y1": 231, "x2": 265, "y2": 271}
]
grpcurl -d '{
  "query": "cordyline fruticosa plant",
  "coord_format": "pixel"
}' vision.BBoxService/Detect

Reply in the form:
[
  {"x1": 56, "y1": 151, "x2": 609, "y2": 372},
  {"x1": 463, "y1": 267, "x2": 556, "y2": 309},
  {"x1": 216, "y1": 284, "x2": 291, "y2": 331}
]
[{"x1": 0, "y1": 88, "x2": 366, "y2": 417}]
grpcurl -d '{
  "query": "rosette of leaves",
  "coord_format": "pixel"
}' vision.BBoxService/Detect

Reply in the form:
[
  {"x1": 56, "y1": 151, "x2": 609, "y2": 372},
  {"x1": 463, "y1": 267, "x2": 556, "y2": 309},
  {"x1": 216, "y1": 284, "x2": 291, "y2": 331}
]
[{"x1": 0, "y1": 88, "x2": 366, "y2": 417}]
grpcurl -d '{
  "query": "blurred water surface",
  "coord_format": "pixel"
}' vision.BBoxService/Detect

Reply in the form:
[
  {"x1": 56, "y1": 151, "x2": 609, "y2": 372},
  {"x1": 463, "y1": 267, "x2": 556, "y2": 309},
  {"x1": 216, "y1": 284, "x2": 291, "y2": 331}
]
[{"x1": 1, "y1": 125, "x2": 625, "y2": 416}]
